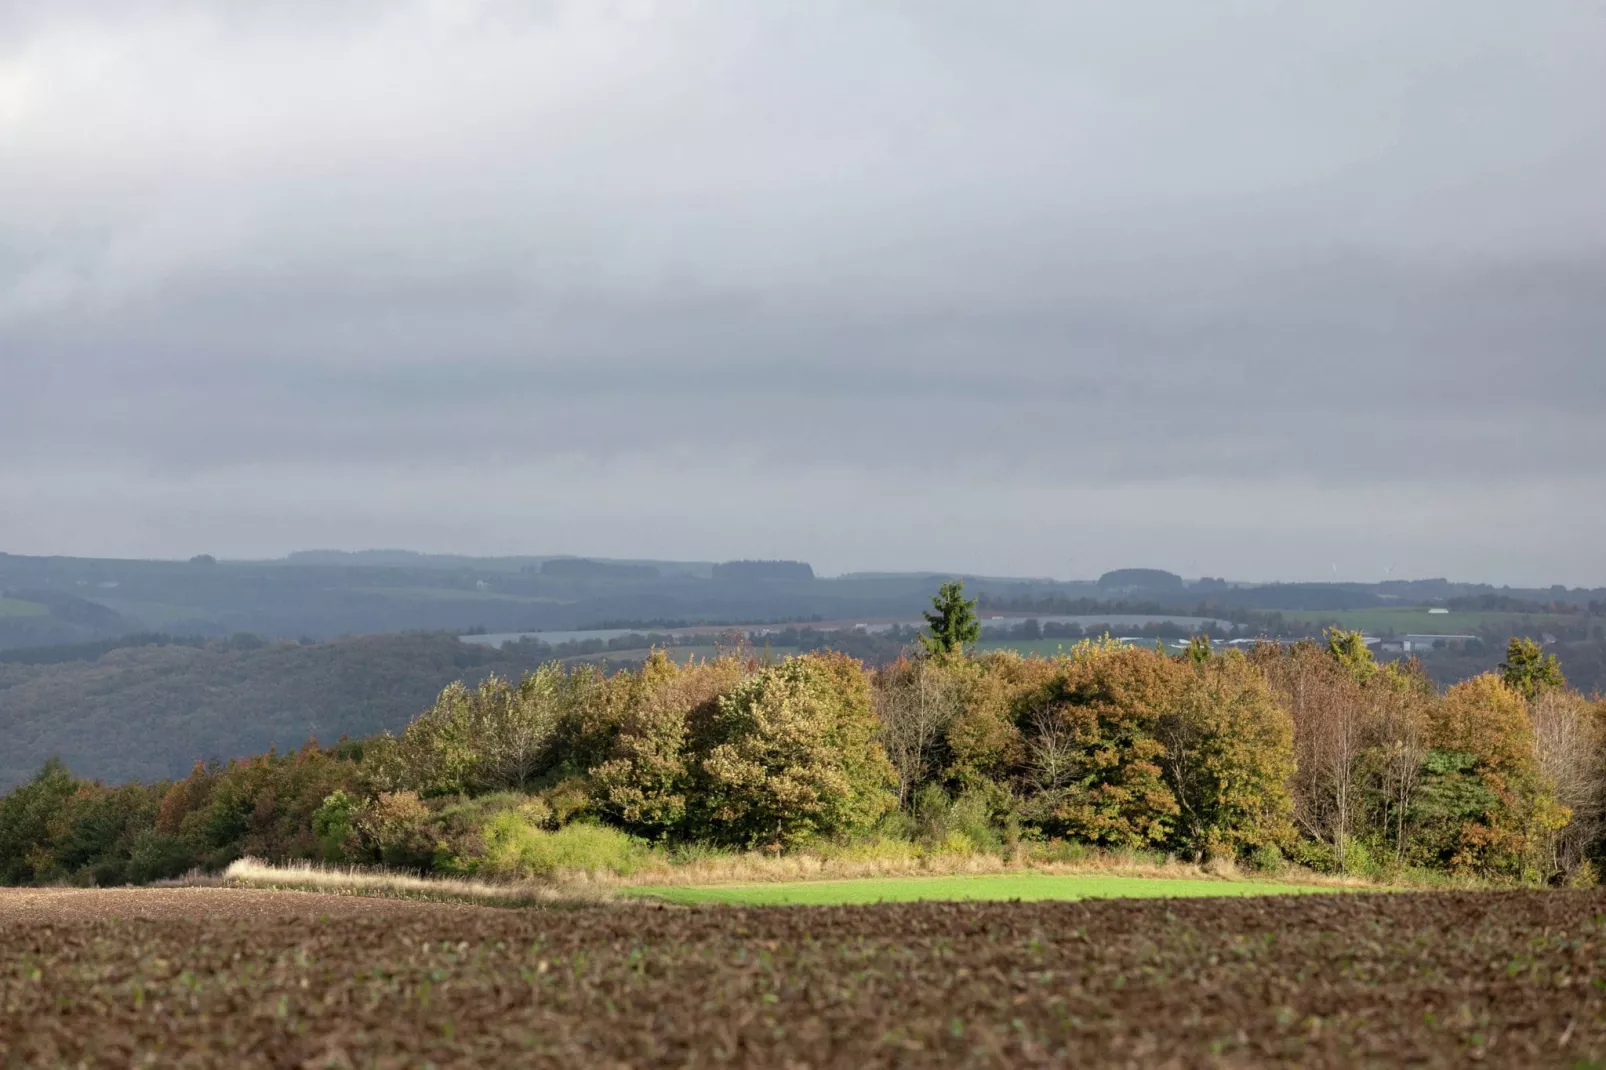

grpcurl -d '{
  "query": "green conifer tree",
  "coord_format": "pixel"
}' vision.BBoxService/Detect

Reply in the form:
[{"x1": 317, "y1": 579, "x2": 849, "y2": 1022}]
[{"x1": 920, "y1": 580, "x2": 981, "y2": 655}]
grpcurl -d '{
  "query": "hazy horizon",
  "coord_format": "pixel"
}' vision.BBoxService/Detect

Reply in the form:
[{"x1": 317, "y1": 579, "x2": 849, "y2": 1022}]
[
  {"x1": 2, "y1": 544, "x2": 1600, "y2": 592},
  {"x1": 4, "y1": 3, "x2": 1603, "y2": 586}
]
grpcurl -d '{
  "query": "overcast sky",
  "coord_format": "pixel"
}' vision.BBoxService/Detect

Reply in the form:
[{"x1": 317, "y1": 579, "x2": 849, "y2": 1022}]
[{"x1": 2, "y1": 1, "x2": 1603, "y2": 584}]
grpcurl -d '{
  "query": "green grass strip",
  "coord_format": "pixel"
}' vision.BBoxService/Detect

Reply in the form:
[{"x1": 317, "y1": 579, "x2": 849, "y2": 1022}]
[{"x1": 625, "y1": 871, "x2": 1328, "y2": 906}]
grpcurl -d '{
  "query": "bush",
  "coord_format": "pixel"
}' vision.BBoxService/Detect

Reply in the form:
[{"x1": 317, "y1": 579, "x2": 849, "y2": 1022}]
[
  {"x1": 1029, "y1": 839, "x2": 1090, "y2": 865},
  {"x1": 1566, "y1": 860, "x2": 1600, "y2": 889},
  {"x1": 912, "y1": 785, "x2": 1004, "y2": 856},
  {"x1": 1244, "y1": 843, "x2": 1286, "y2": 875},
  {"x1": 311, "y1": 790, "x2": 360, "y2": 862},
  {"x1": 354, "y1": 791, "x2": 436, "y2": 871},
  {"x1": 1341, "y1": 837, "x2": 1376, "y2": 879},
  {"x1": 477, "y1": 813, "x2": 647, "y2": 879},
  {"x1": 536, "y1": 778, "x2": 592, "y2": 826},
  {"x1": 1283, "y1": 837, "x2": 1340, "y2": 874},
  {"x1": 124, "y1": 829, "x2": 194, "y2": 884}
]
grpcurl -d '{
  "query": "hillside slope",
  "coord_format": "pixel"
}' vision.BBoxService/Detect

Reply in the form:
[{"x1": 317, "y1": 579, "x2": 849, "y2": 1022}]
[{"x1": 0, "y1": 633, "x2": 557, "y2": 789}]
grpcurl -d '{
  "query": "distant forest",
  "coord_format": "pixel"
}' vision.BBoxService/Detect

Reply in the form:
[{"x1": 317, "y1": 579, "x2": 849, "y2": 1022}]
[{"x1": 2, "y1": 552, "x2": 1601, "y2": 653}]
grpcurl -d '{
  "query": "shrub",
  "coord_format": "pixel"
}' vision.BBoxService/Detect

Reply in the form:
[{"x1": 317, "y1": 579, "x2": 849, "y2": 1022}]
[
  {"x1": 124, "y1": 828, "x2": 194, "y2": 884},
  {"x1": 538, "y1": 777, "x2": 594, "y2": 826},
  {"x1": 311, "y1": 790, "x2": 360, "y2": 862},
  {"x1": 912, "y1": 784, "x2": 1004, "y2": 856},
  {"x1": 477, "y1": 813, "x2": 647, "y2": 879},
  {"x1": 424, "y1": 792, "x2": 532, "y2": 874},
  {"x1": 1340, "y1": 837, "x2": 1376, "y2": 879},
  {"x1": 354, "y1": 791, "x2": 436, "y2": 871},
  {"x1": 1029, "y1": 838, "x2": 1090, "y2": 865},
  {"x1": 1244, "y1": 843, "x2": 1286, "y2": 874}
]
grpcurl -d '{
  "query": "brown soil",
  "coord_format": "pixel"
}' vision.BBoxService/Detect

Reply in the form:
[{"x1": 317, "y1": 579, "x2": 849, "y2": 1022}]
[
  {"x1": 0, "y1": 886, "x2": 489, "y2": 924},
  {"x1": 2, "y1": 887, "x2": 1604, "y2": 1067}
]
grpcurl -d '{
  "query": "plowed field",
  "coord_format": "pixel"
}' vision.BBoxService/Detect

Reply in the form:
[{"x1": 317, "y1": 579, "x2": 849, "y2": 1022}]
[{"x1": 3, "y1": 886, "x2": 1605, "y2": 1067}]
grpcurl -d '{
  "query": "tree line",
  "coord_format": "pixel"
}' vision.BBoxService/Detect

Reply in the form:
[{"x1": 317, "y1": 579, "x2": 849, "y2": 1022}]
[{"x1": 2, "y1": 584, "x2": 1602, "y2": 888}]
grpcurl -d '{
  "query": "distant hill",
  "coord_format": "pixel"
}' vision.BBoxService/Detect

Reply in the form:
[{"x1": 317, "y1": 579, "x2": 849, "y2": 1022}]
[
  {"x1": 1097, "y1": 569, "x2": 1184, "y2": 594},
  {"x1": 712, "y1": 560, "x2": 815, "y2": 582},
  {"x1": 1205, "y1": 584, "x2": 1384, "y2": 612},
  {"x1": 0, "y1": 590, "x2": 131, "y2": 649},
  {"x1": 540, "y1": 558, "x2": 659, "y2": 580},
  {"x1": 0, "y1": 632, "x2": 561, "y2": 790}
]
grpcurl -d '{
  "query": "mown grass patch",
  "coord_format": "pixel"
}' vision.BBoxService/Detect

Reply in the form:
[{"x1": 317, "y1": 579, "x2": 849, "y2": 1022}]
[{"x1": 626, "y1": 870, "x2": 1323, "y2": 906}]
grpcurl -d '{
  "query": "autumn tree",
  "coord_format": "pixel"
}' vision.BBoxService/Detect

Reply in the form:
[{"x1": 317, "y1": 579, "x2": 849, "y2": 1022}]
[
  {"x1": 1421, "y1": 674, "x2": 1564, "y2": 878},
  {"x1": 1325, "y1": 628, "x2": 1377, "y2": 683},
  {"x1": 1263, "y1": 642, "x2": 1369, "y2": 869},
  {"x1": 1015, "y1": 641, "x2": 1183, "y2": 848},
  {"x1": 369, "y1": 666, "x2": 574, "y2": 796},
  {"x1": 940, "y1": 651, "x2": 1040, "y2": 792},
  {"x1": 590, "y1": 651, "x2": 744, "y2": 839},
  {"x1": 1159, "y1": 652, "x2": 1295, "y2": 858},
  {"x1": 1361, "y1": 661, "x2": 1432, "y2": 865},
  {"x1": 1501, "y1": 637, "x2": 1566, "y2": 700},
  {"x1": 1528, "y1": 687, "x2": 1605, "y2": 880},
  {"x1": 872, "y1": 656, "x2": 963, "y2": 807},
  {"x1": 691, "y1": 653, "x2": 897, "y2": 848}
]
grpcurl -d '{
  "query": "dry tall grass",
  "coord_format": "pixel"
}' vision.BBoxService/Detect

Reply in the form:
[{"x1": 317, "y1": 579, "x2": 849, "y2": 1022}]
[
  {"x1": 220, "y1": 847, "x2": 1384, "y2": 905},
  {"x1": 605, "y1": 847, "x2": 1383, "y2": 890},
  {"x1": 221, "y1": 858, "x2": 612, "y2": 906}
]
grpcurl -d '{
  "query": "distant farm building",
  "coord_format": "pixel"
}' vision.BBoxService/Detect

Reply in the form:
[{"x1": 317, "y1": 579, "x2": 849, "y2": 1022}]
[{"x1": 1379, "y1": 634, "x2": 1477, "y2": 653}]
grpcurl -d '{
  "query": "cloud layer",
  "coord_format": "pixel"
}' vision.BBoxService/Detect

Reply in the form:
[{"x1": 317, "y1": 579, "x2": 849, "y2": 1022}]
[{"x1": 3, "y1": 1, "x2": 1603, "y2": 583}]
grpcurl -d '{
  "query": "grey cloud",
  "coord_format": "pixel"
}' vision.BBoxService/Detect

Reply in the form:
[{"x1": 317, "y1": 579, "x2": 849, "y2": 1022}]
[{"x1": 2, "y1": 1, "x2": 1604, "y2": 582}]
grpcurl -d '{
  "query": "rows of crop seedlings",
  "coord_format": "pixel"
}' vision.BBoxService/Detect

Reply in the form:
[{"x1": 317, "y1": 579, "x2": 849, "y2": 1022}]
[{"x1": 3, "y1": 890, "x2": 1604, "y2": 1067}]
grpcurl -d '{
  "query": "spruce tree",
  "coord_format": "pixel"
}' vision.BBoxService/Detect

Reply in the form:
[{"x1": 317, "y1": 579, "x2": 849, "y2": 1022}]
[{"x1": 920, "y1": 580, "x2": 980, "y2": 655}]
